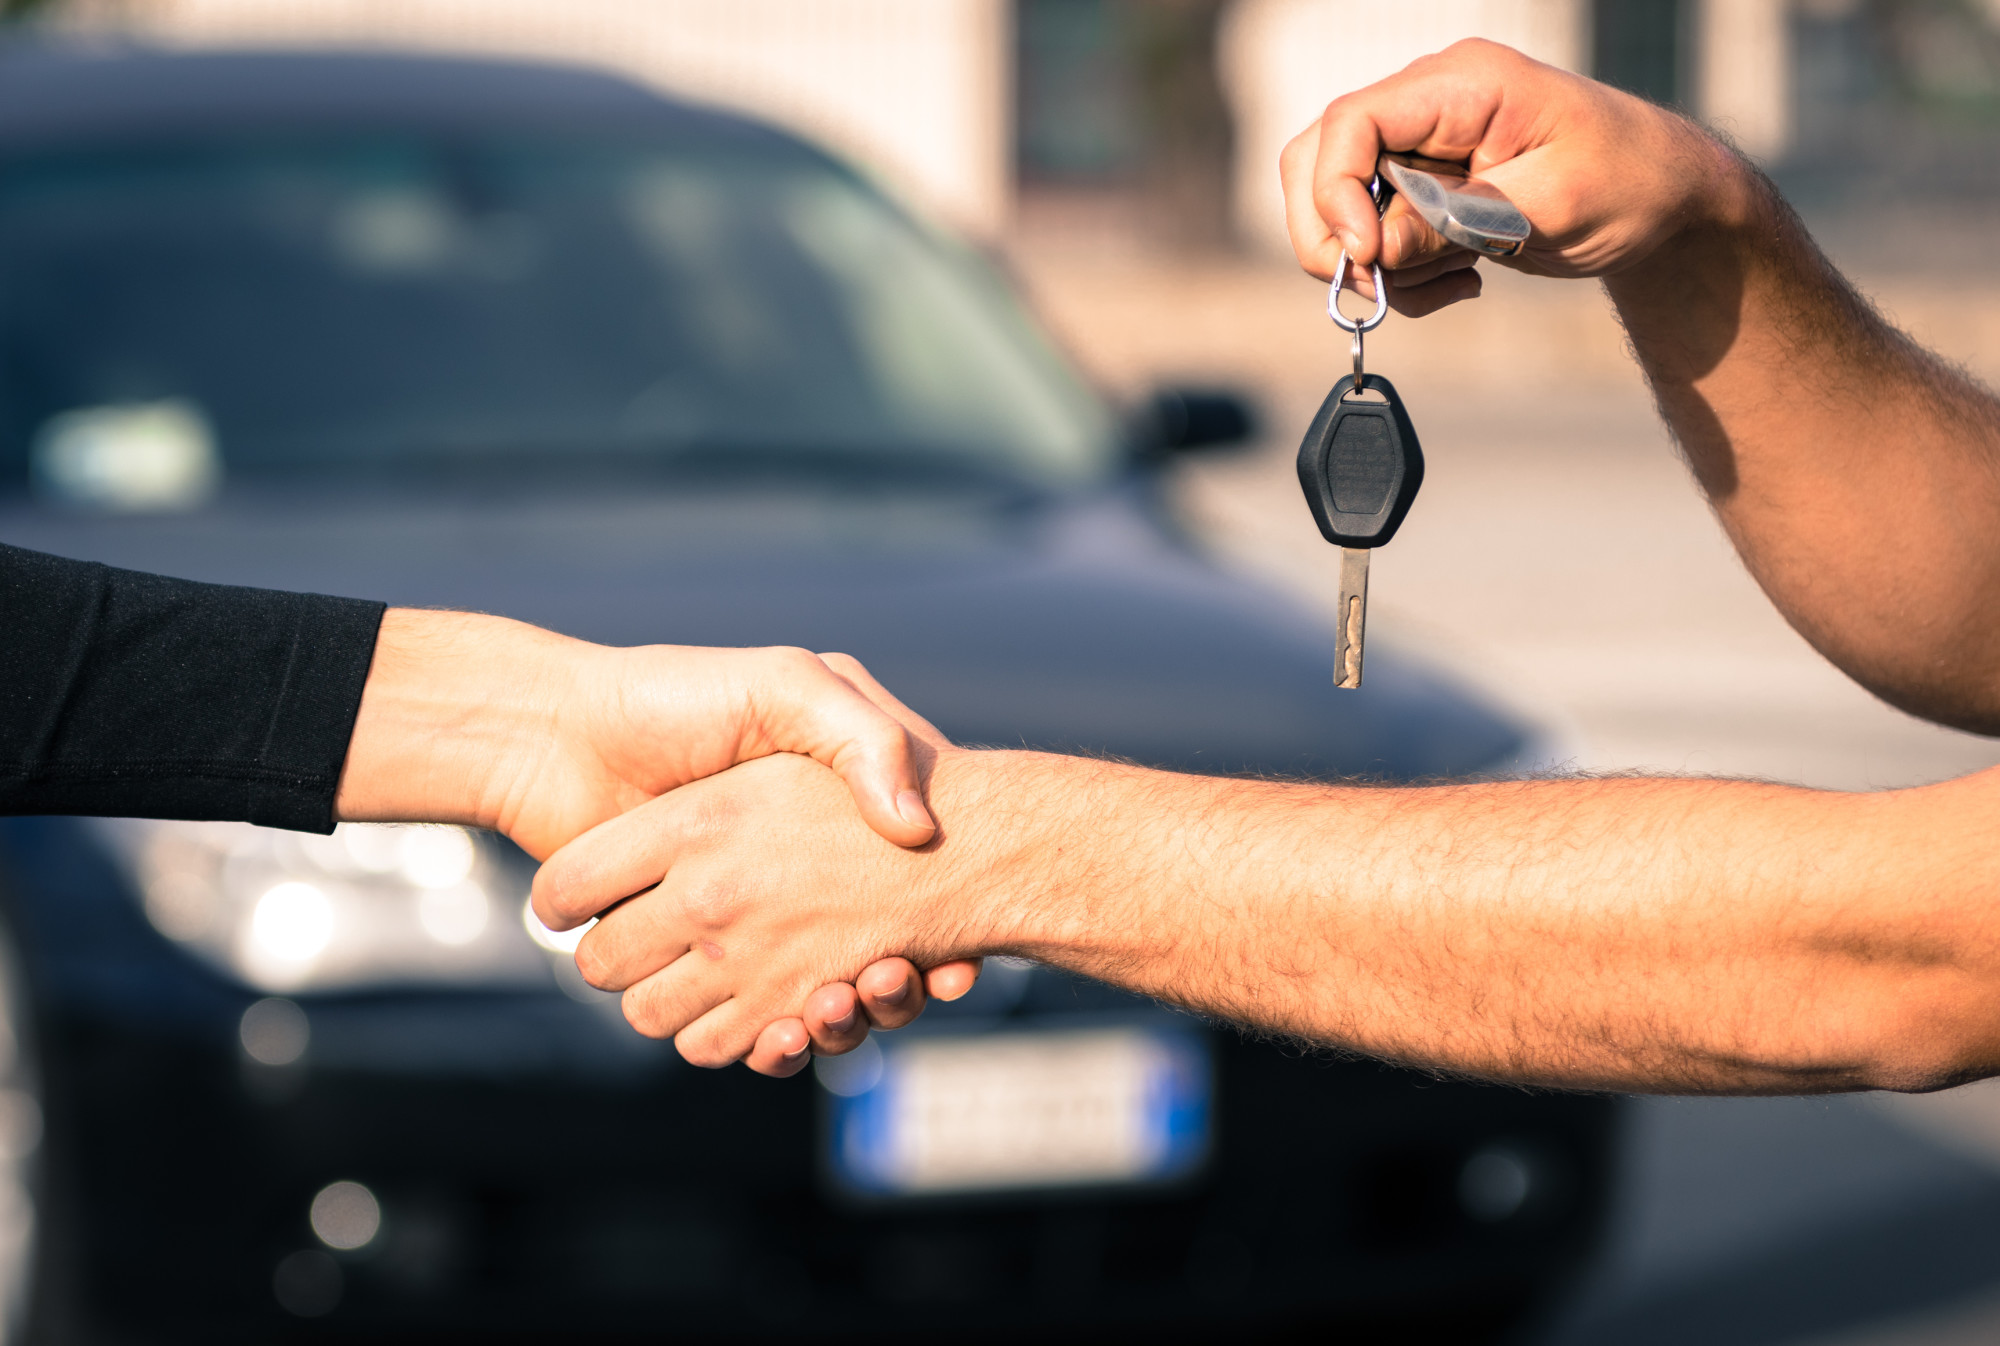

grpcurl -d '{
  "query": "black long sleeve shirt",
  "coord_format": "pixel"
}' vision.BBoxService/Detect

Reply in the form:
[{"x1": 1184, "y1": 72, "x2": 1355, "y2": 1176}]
[{"x1": 0, "y1": 542, "x2": 385, "y2": 833}]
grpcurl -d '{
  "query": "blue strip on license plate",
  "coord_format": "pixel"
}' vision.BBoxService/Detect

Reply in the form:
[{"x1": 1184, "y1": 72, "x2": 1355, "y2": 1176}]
[{"x1": 818, "y1": 1025, "x2": 1211, "y2": 1197}]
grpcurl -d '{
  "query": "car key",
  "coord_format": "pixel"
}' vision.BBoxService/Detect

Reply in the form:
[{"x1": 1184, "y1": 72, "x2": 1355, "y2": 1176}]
[
  {"x1": 1297, "y1": 180, "x2": 1425, "y2": 690},
  {"x1": 1297, "y1": 368, "x2": 1424, "y2": 688}
]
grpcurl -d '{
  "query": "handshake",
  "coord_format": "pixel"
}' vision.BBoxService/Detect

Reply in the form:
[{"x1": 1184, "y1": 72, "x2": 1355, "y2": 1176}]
[{"x1": 337, "y1": 608, "x2": 997, "y2": 1078}]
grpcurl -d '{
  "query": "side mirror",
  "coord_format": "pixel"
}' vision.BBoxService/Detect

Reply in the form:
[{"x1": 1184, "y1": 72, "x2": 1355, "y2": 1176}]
[{"x1": 1133, "y1": 386, "x2": 1260, "y2": 460}]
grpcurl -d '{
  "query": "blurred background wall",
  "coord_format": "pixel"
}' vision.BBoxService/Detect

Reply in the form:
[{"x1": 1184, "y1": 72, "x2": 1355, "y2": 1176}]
[
  {"x1": 44, "y1": 0, "x2": 1015, "y2": 235},
  {"x1": 21, "y1": 0, "x2": 1806, "y2": 245}
]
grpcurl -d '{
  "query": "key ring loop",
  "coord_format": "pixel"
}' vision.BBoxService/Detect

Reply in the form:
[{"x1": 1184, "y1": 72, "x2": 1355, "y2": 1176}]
[{"x1": 1327, "y1": 249, "x2": 1388, "y2": 335}]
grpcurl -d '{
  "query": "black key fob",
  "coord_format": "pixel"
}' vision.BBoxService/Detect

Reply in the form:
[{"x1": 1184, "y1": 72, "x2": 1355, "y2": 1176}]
[{"x1": 1296, "y1": 373, "x2": 1424, "y2": 548}]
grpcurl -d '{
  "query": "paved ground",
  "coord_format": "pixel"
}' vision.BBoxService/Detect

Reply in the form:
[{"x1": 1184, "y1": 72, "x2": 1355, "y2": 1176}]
[{"x1": 1007, "y1": 214, "x2": 2000, "y2": 1345}]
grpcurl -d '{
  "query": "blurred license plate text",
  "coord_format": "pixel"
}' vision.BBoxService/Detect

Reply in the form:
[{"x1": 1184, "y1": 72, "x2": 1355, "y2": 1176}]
[{"x1": 820, "y1": 1026, "x2": 1211, "y2": 1197}]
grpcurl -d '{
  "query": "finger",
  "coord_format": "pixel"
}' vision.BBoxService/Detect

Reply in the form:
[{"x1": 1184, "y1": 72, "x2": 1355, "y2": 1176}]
[
  {"x1": 1308, "y1": 99, "x2": 1391, "y2": 274},
  {"x1": 533, "y1": 792, "x2": 684, "y2": 931},
  {"x1": 924, "y1": 958, "x2": 983, "y2": 1002},
  {"x1": 804, "y1": 981, "x2": 872, "y2": 1056},
  {"x1": 744, "y1": 1018, "x2": 815, "y2": 1078},
  {"x1": 753, "y1": 650, "x2": 937, "y2": 848},
  {"x1": 1379, "y1": 197, "x2": 1458, "y2": 272},
  {"x1": 570, "y1": 881, "x2": 702, "y2": 991},
  {"x1": 855, "y1": 958, "x2": 925, "y2": 1031},
  {"x1": 1287, "y1": 145, "x2": 1462, "y2": 285},
  {"x1": 1386, "y1": 266, "x2": 1483, "y2": 319},
  {"x1": 675, "y1": 997, "x2": 769, "y2": 1070},
  {"x1": 1282, "y1": 120, "x2": 1343, "y2": 280},
  {"x1": 619, "y1": 951, "x2": 729, "y2": 1044},
  {"x1": 1352, "y1": 249, "x2": 1480, "y2": 304},
  {"x1": 1385, "y1": 250, "x2": 1480, "y2": 290},
  {"x1": 1301, "y1": 44, "x2": 1539, "y2": 276}
]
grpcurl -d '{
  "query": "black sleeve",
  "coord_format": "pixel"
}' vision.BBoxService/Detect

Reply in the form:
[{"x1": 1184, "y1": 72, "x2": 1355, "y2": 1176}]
[{"x1": 0, "y1": 541, "x2": 386, "y2": 833}]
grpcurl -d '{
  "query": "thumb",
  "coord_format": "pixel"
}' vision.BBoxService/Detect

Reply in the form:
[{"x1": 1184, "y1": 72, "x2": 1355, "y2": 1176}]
[{"x1": 756, "y1": 653, "x2": 938, "y2": 848}]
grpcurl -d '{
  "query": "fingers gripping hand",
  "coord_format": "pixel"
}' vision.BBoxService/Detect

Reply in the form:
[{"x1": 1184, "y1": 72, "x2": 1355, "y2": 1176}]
[
  {"x1": 534, "y1": 753, "x2": 971, "y2": 1070},
  {"x1": 741, "y1": 955, "x2": 984, "y2": 1079},
  {"x1": 1280, "y1": 37, "x2": 1717, "y2": 295}
]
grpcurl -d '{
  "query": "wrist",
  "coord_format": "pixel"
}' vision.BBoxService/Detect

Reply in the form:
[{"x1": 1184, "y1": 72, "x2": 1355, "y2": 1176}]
[
  {"x1": 913, "y1": 749, "x2": 1065, "y2": 958},
  {"x1": 1678, "y1": 118, "x2": 1764, "y2": 238},
  {"x1": 919, "y1": 749, "x2": 1169, "y2": 964},
  {"x1": 1601, "y1": 126, "x2": 1778, "y2": 388},
  {"x1": 1600, "y1": 113, "x2": 1761, "y2": 283},
  {"x1": 334, "y1": 609, "x2": 580, "y2": 831}
]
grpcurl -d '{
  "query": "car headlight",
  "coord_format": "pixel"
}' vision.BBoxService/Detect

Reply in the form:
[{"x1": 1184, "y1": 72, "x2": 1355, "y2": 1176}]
[{"x1": 92, "y1": 818, "x2": 593, "y2": 995}]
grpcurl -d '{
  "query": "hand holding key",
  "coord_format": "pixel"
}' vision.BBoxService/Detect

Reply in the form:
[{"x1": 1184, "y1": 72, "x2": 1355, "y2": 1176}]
[{"x1": 1280, "y1": 38, "x2": 1727, "y2": 304}]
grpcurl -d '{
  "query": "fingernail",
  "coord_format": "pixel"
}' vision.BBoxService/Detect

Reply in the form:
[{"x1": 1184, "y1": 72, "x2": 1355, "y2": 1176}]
[
  {"x1": 874, "y1": 980, "x2": 909, "y2": 1007},
  {"x1": 1335, "y1": 227, "x2": 1360, "y2": 257},
  {"x1": 826, "y1": 1008, "x2": 856, "y2": 1034},
  {"x1": 896, "y1": 790, "x2": 935, "y2": 833},
  {"x1": 783, "y1": 1042, "x2": 809, "y2": 1061}
]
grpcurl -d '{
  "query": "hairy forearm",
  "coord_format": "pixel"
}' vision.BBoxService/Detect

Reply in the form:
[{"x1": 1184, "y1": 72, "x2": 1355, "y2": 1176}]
[
  {"x1": 935, "y1": 751, "x2": 2000, "y2": 1094},
  {"x1": 1605, "y1": 141, "x2": 2000, "y2": 731}
]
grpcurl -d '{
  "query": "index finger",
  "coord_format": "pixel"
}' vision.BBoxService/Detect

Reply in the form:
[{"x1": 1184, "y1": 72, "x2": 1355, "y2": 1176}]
[
  {"x1": 532, "y1": 788, "x2": 682, "y2": 931},
  {"x1": 1288, "y1": 40, "x2": 1536, "y2": 279}
]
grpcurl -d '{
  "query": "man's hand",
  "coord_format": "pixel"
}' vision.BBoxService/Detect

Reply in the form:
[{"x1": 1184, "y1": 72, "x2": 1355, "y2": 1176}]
[
  {"x1": 529, "y1": 654, "x2": 984, "y2": 1074},
  {"x1": 334, "y1": 609, "x2": 980, "y2": 1010},
  {"x1": 535, "y1": 740, "x2": 2000, "y2": 1097},
  {"x1": 533, "y1": 750, "x2": 986, "y2": 1072},
  {"x1": 1290, "y1": 39, "x2": 2000, "y2": 731},
  {"x1": 1281, "y1": 37, "x2": 1738, "y2": 315}
]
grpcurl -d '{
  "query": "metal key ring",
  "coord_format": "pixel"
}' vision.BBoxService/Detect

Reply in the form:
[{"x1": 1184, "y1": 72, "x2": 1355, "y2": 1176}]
[{"x1": 1327, "y1": 250, "x2": 1388, "y2": 335}]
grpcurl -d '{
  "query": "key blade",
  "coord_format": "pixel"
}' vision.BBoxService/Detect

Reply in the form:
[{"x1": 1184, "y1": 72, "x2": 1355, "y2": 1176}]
[{"x1": 1334, "y1": 546, "x2": 1369, "y2": 690}]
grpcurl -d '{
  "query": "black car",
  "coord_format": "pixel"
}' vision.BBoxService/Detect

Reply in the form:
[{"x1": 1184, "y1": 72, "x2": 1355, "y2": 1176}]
[{"x1": 0, "y1": 40, "x2": 1618, "y2": 1343}]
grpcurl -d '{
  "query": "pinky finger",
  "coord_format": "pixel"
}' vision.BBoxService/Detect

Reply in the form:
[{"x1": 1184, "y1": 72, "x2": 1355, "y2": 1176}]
[
  {"x1": 1386, "y1": 267, "x2": 1482, "y2": 319},
  {"x1": 925, "y1": 958, "x2": 984, "y2": 1003}
]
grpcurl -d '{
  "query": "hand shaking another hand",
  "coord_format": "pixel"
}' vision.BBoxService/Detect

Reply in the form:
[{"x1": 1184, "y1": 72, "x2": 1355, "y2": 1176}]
[{"x1": 530, "y1": 653, "x2": 987, "y2": 1076}]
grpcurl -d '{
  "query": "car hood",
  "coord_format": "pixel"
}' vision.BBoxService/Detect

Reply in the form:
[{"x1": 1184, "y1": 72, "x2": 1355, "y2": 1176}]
[{"x1": 0, "y1": 482, "x2": 1523, "y2": 780}]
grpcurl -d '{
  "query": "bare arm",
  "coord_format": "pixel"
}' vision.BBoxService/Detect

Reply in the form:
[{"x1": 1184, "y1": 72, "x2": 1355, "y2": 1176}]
[
  {"x1": 540, "y1": 747, "x2": 2000, "y2": 1095},
  {"x1": 1287, "y1": 39, "x2": 2000, "y2": 732},
  {"x1": 335, "y1": 608, "x2": 979, "y2": 1039},
  {"x1": 1608, "y1": 184, "x2": 2000, "y2": 731}
]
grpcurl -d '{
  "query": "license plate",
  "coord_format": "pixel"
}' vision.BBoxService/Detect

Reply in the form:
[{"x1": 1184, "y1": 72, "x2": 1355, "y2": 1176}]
[{"x1": 819, "y1": 1025, "x2": 1211, "y2": 1197}]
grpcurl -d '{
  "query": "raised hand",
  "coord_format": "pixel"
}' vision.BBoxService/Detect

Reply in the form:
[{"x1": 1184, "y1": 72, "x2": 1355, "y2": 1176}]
[{"x1": 1281, "y1": 37, "x2": 1735, "y2": 315}]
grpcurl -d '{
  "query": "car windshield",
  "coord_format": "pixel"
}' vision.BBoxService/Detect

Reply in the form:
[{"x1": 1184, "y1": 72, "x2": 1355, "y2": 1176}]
[{"x1": 0, "y1": 131, "x2": 1120, "y2": 501}]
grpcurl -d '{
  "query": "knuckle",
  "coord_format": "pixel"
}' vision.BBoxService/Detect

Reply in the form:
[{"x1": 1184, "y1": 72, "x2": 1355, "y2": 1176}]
[
  {"x1": 760, "y1": 645, "x2": 824, "y2": 681},
  {"x1": 678, "y1": 876, "x2": 744, "y2": 932},
  {"x1": 817, "y1": 650, "x2": 866, "y2": 680}
]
